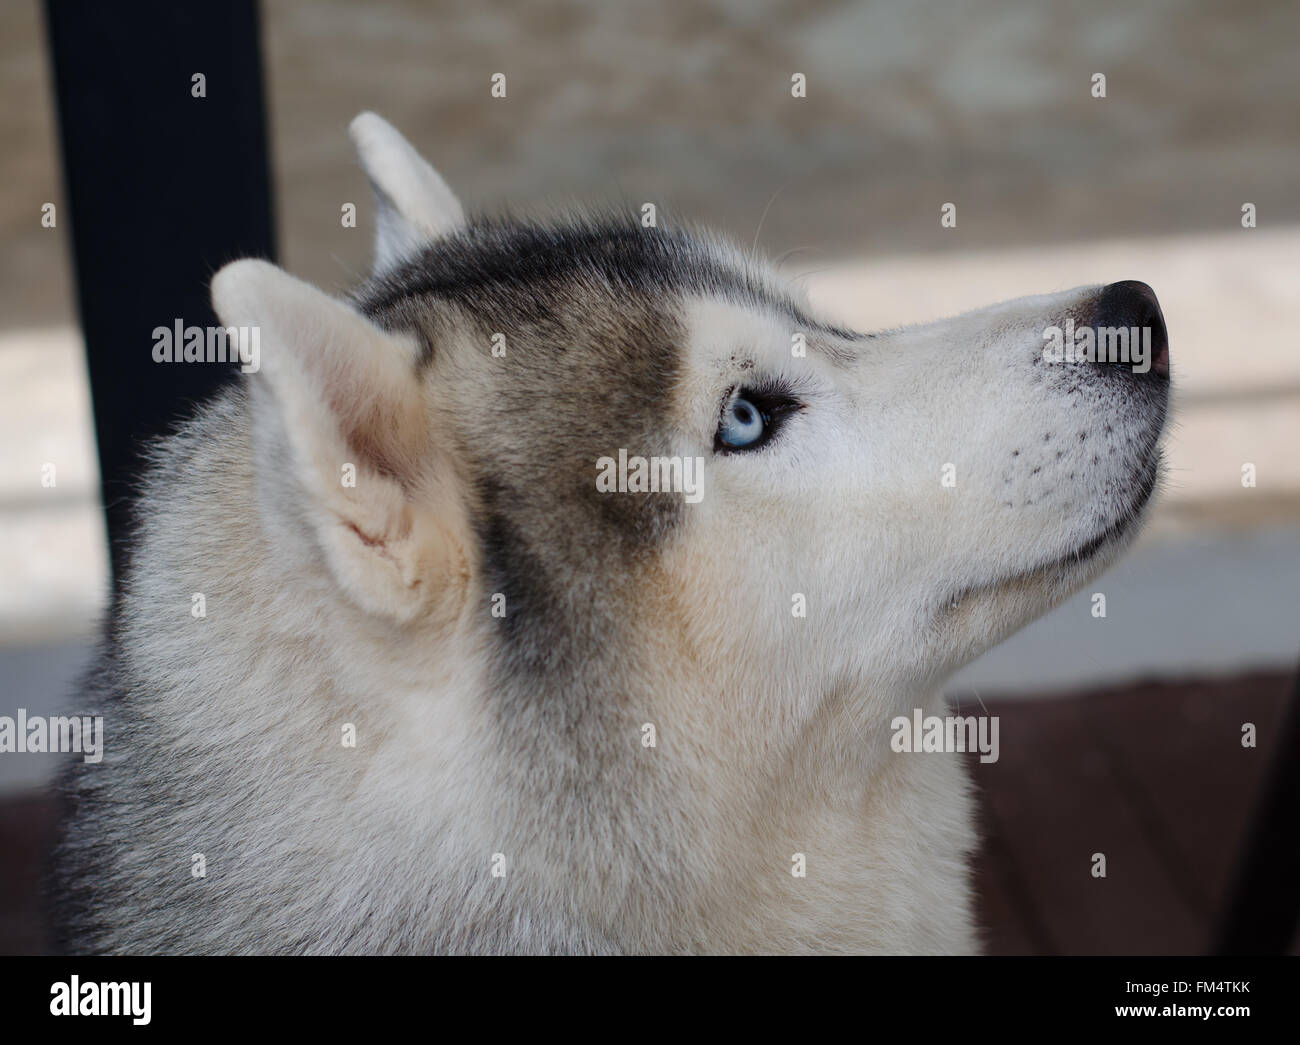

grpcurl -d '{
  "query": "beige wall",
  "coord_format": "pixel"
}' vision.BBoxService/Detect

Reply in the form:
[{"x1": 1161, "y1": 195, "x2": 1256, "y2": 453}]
[{"x1": 0, "y1": 0, "x2": 1297, "y2": 668}]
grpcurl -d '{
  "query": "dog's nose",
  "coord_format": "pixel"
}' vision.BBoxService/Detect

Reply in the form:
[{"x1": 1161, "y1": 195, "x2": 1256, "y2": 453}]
[{"x1": 1090, "y1": 280, "x2": 1169, "y2": 378}]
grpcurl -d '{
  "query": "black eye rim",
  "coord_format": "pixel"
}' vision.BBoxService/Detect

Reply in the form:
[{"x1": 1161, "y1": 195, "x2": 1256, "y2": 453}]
[{"x1": 713, "y1": 384, "x2": 804, "y2": 454}]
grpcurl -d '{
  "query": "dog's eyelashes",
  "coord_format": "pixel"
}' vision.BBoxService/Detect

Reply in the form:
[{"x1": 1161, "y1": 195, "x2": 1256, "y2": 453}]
[
  {"x1": 714, "y1": 387, "x2": 802, "y2": 453},
  {"x1": 718, "y1": 395, "x2": 766, "y2": 449}
]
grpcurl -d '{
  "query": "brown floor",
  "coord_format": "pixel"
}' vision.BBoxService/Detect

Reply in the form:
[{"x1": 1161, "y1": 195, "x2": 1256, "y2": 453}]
[
  {"x1": 968, "y1": 670, "x2": 1297, "y2": 954},
  {"x1": 3, "y1": 669, "x2": 1294, "y2": 955},
  {"x1": 0, "y1": 789, "x2": 55, "y2": 955}
]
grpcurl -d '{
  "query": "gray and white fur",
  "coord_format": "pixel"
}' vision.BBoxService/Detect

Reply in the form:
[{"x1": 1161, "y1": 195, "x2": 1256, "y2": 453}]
[{"x1": 48, "y1": 114, "x2": 1170, "y2": 954}]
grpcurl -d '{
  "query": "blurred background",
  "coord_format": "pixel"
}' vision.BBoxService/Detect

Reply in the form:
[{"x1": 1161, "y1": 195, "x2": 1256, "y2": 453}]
[{"x1": 1, "y1": 0, "x2": 1297, "y2": 953}]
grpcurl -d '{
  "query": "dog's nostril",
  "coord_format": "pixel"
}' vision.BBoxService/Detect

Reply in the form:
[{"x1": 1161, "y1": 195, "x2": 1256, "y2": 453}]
[{"x1": 1091, "y1": 280, "x2": 1169, "y2": 378}]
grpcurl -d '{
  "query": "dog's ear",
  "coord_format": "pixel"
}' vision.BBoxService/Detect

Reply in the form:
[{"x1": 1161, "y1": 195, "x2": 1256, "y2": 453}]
[
  {"x1": 212, "y1": 259, "x2": 469, "y2": 623},
  {"x1": 349, "y1": 112, "x2": 465, "y2": 273}
]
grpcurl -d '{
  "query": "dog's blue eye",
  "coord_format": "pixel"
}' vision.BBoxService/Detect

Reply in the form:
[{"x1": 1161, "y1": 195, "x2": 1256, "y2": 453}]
[{"x1": 718, "y1": 395, "x2": 766, "y2": 449}]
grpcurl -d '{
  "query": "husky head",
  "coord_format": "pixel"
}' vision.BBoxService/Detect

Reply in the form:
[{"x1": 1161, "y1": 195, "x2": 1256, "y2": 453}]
[{"x1": 210, "y1": 113, "x2": 1168, "y2": 849}]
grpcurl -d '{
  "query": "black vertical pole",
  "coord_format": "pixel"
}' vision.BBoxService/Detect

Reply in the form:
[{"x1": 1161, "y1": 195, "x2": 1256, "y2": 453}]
[{"x1": 43, "y1": 0, "x2": 277, "y2": 583}]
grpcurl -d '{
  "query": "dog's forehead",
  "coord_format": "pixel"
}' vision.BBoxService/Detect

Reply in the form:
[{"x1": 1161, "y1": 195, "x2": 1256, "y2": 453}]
[{"x1": 357, "y1": 215, "x2": 837, "y2": 342}]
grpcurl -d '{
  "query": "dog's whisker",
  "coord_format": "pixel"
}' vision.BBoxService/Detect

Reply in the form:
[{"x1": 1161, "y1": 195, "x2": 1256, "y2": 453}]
[{"x1": 750, "y1": 182, "x2": 790, "y2": 261}]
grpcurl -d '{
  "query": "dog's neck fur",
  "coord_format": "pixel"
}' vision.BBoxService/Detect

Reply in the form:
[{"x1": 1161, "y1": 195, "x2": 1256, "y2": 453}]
[
  {"x1": 51, "y1": 114, "x2": 1167, "y2": 955},
  {"x1": 114, "y1": 386, "x2": 974, "y2": 954}
]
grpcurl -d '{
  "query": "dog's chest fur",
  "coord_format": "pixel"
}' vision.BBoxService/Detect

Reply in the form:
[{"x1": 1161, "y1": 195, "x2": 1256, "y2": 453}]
[{"x1": 49, "y1": 389, "x2": 976, "y2": 955}]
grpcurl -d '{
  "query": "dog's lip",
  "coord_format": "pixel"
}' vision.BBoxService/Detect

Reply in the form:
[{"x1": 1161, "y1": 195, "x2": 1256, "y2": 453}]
[
  {"x1": 946, "y1": 454, "x2": 1160, "y2": 607},
  {"x1": 1025, "y1": 458, "x2": 1159, "y2": 574}
]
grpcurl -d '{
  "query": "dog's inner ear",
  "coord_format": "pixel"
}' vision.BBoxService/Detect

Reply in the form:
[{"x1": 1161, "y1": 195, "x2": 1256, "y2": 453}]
[
  {"x1": 349, "y1": 112, "x2": 466, "y2": 274},
  {"x1": 212, "y1": 259, "x2": 469, "y2": 624}
]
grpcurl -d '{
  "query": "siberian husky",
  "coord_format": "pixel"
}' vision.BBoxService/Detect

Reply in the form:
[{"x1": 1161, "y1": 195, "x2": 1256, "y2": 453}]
[{"x1": 48, "y1": 114, "x2": 1169, "y2": 954}]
